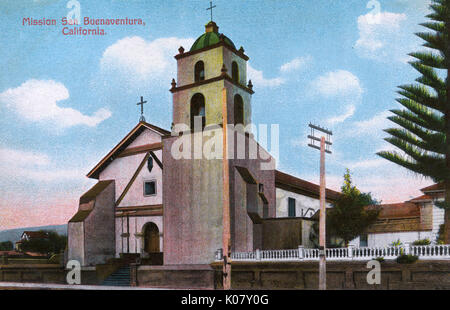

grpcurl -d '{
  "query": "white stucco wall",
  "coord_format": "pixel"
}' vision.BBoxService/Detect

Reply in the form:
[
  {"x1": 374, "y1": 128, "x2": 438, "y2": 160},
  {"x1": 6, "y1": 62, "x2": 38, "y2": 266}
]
[
  {"x1": 99, "y1": 128, "x2": 163, "y2": 207},
  {"x1": 68, "y1": 222, "x2": 84, "y2": 265},
  {"x1": 349, "y1": 231, "x2": 435, "y2": 248},
  {"x1": 432, "y1": 199, "x2": 446, "y2": 239},
  {"x1": 115, "y1": 215, "x2": 163, "y2": 257},
  {"x1": 276, "y1": 187, "x2": 332, "y2": 218}
]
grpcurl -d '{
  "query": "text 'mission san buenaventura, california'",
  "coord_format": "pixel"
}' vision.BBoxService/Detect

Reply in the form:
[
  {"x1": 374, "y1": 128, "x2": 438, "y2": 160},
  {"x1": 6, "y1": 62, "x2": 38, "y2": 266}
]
[{"x1": 22, "y1": 17, "x2": 145, "y2": 35}]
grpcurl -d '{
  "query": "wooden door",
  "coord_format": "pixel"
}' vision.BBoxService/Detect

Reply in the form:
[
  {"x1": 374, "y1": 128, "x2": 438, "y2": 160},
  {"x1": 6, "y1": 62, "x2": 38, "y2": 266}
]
[{"x1": 144, "y1": 222, "x2": 160, "y2": 253}]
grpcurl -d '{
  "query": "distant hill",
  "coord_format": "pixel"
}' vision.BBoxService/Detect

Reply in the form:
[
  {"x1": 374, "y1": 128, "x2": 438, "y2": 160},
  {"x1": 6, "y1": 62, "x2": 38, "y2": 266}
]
[{"x1": 0, "y1": 224, "x2": 67, "y2": 243}]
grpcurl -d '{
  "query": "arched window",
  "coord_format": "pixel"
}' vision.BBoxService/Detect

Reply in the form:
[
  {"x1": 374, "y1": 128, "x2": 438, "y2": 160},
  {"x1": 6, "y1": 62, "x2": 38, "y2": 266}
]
[
  {"x1": 194, "y1": 61, "x2": 205, "y2": 82},
  {"x1": 234, "y1": 94, "x2": 244, "y2": 126},
  {"x1": 232, "y1": 61, "x2": 239, "y2": 83},
  {"x1": 190, "y1": 93, "x2": 206, "y2": 131}
]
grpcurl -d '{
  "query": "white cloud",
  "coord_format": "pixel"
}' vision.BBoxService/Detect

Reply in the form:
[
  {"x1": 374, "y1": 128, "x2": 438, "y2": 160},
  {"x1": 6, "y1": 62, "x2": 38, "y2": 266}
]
[
  {"x1": 247, "y1": 64, "x2": 285, "y2": 88},
  {"x1": 0, "y1": 79, "x2": 111, "y2": 128},
  {"x1": 0, "y1": 147, "x2": 84, "y2": 182},
  {"x1": 348, "y1": 158, "x2": 386, "y2": 169},
  {"x1": 100, "y1": 36, "x2": 194, "y2": 84},
  {"x1": 311, "y1": 70, "x2": 363, "y2": 98},
  {"x1": 353, "y1": 111, "x2": 391, "y2": 136},
  {"x1": 326, "y1": 105, "x2": 356, "y2": 125},
  {"x1": 280, "y1": 56, "x2": 312, "y2": 73},
  {"x1": 0, "y1": 148, "x2": 50, "y2": 166},
  {"x1": 355, "y1": 11, "x2": 410, "y2": 62}
]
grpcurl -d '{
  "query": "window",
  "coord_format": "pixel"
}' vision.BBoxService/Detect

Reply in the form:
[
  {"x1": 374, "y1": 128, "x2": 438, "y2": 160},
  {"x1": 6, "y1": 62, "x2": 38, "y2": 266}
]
[
  {"x1": 360, "y1": 234, "x2": 368, "y2": 247},
  {"x1": 288, "y1": 197, "x2": 296, "y2": 217},
  {"x1": 194, "y1": 61, "x2": 205, "y2": 82},
  {"x1": 190, "y1": 93, "x2": 206, "y2": 131},
  {"x1": 147, "y1": 156, "x2": 153, "y2": 172},
  {"x1": 232, "y1": 61, "x2": 239, "y2": 83},
  {"x1": 258, "y1": 183, "x2": 264, "y2": 193},
  {"x1": 234, "y1": 94, "x2": 244, "y2": 126},
  {"x1": 144, "y1": 180, "x2": 156, "y2": 196}
]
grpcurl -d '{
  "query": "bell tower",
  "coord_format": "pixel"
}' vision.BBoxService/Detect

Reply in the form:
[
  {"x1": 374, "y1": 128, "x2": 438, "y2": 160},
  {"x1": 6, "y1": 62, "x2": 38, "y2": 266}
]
[
  {"x1": 170, "y1": 21, "x2": 254, "y2": 132},
  {"x1": 163, "y1": 21, "x2": 275, "y2": 266}
]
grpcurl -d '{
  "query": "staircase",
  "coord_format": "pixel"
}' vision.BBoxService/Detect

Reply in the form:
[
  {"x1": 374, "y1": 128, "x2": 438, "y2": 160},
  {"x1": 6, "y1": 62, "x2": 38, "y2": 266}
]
[{"x1": 101, "y1": 265, "x2": 131, "y2": 287}]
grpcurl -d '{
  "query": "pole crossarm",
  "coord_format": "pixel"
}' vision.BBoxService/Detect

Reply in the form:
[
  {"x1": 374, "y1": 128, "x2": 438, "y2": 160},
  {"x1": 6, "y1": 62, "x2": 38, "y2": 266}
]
[
  {"x1": 308, "y1": 135, "x2": 332, "y2": 145},
  {"x1": 308, "y1": 143, "x2": 332, "y2": 154},
  {"x1": 308, "y1": 123, "x2": 332, "y2": 135}
]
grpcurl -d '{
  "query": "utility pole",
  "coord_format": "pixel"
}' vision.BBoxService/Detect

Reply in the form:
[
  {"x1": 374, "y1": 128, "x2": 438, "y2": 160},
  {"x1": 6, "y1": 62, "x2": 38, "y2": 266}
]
[{"x1": 308, "y1": 123, "x2": 332, "y2": 290}]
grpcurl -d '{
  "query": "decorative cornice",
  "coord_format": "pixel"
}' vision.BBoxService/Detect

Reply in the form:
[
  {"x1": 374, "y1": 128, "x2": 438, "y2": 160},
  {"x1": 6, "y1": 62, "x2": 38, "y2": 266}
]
[
  {"x1": 174, "y1": 41, "x2": 249, "y2": 61},
  {"x1": 170, "y1": 74, "x2": 255, "y2": 95},
  {"x1": 116, "y1": 204, "x2": 163, "y2": 212},
  {"x1": 117, "y1": 142, "x2": 163, "y2": 158}
]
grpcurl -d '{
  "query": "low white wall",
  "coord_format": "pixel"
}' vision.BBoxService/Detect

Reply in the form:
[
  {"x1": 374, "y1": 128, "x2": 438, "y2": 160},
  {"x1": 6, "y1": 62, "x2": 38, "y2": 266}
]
[{"x1": 350, "y1": 231, "x2": 435, "y2": 248}]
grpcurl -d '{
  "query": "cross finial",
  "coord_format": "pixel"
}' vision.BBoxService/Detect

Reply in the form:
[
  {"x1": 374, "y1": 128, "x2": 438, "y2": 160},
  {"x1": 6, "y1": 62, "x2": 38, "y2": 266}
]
[
  {"x1": 206, "y1": 1, "x2": 216, "y2": 22},
  {"x1": 137, "y1": 96, "x2": 148, "y2": 122}
]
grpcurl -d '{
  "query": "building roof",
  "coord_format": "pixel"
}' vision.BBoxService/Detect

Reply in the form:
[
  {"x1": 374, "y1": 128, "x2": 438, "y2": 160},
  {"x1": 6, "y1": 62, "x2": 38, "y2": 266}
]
[
  {"x1": 367, "y1": 202, "x2": 420, "y2": 219},
  {"x1": 408, "y1": 194, "x2": 433, "y2": 203},
  {"x1": 79, "y1": 180, "x2": 114, "y2": 204},
  {"x1": 22, "y1": 231, "x2": 48, "y2": 239},
  {"x1": 275, "y1": 170, "x2": 341, "y2": 202},
  {"x1": 70, "y1": 180, "x2": 114, "y2": 223},
  {"x1": 190, "y1": 21, "x2": 236, "y2": 52},
  {"x1": 365, "y1": 202, "x2": 428, "y2": 233},
  {"x1": 420, "y1": 182, "x2": 444, "y2": 193},
  {"x1": 87, "y1": 121, "x2": 170, "y2": 179}
]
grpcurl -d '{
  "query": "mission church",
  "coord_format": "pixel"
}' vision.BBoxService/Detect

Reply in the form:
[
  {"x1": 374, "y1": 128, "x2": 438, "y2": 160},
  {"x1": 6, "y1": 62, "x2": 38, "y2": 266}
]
[{"x1": 67, "y1": 20, "x2": 340, "y2": 267}]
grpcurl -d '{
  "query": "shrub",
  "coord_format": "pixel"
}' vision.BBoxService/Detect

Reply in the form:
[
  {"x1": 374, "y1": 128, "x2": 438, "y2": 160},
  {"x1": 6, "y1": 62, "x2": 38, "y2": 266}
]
[
  {"x1": 390, "y1": 239, "x2": 402, "y2": 247},
  {"x1": 436, "y1": 224, "x2": 445, "y2": 244},
  {"x1": 373, "y1": 257, "x2": 385, "y2": 263},
  {"x1": 396, "y1": 254, "x2": 418, "y2": 264},
  {"x1": 412, "y1": 239, "x2": 430, "y2": 246}
]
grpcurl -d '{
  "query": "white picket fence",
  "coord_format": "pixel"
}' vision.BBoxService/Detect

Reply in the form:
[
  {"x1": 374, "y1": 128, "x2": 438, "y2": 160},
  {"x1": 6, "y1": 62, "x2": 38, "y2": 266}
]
[{"x1": 215, "y1": 244, "x2": 450, "y2": 262}]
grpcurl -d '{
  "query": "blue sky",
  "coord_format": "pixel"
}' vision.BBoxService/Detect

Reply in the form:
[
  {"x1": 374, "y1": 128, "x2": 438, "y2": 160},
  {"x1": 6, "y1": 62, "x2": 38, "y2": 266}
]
[{"x1": 0, "y1": 0, "x2": 436, "y2": 229}]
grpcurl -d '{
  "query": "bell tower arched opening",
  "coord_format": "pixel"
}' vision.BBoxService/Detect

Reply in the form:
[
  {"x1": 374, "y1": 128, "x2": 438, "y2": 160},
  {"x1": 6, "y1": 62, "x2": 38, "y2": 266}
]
[
  {"x1": 194, "y1": 61, "x2": 205, "y2": 82},
  {"x1": 232, "y1": 61, "x2": 239, "y2": 84},
  {"x1": 190, "y1": 93, "x2": 206, "y2": 131},
  {"x1": 234, "y1": 94, "x2": 244, "y2": 126}
]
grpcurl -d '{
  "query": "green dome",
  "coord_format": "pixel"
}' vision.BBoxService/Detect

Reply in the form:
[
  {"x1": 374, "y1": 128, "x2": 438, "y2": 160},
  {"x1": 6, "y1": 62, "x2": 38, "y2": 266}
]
[{"x1": 190, "y1": 22, "x2": 236, "y2": 52}]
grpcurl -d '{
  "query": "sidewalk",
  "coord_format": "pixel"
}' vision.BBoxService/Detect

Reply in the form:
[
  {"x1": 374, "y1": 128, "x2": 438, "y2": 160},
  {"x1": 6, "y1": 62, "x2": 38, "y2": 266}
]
[{"x1": 0, "y1": 282, "x2": 168, "y2": 290}]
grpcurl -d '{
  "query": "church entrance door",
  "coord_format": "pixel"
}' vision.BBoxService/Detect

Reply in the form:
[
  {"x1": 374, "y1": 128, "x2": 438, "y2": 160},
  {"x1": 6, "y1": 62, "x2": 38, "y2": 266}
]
[{"x1": 144, "y1": 222, "x2": 160, "y2": 253}]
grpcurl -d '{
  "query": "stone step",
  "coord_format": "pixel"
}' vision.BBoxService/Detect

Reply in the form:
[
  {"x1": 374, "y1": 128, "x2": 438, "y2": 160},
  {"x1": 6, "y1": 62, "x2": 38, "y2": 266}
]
[{"x1": 101, "y1": 265, "x2": 131, "y2": 287}]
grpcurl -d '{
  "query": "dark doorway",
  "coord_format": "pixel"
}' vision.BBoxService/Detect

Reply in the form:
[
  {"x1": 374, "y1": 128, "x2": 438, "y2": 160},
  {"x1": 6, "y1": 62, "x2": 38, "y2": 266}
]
[{"x1": 143, "y1": 222, "x2": 160, "y2": 253}]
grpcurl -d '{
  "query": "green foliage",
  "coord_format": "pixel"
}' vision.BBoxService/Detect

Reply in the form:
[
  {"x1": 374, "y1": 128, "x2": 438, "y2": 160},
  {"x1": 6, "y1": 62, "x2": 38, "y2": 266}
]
[
  {"x1": 436, "y1": 224, "x2": 445, "y2": 244},
  {"x1": 48, "y1": 253, "x2": 63, "y2": 264},
  {"x1": 327, "y1": 169, "x2": 380, "y2": 246},
  {"x1": 377, "y1": 0, "x2": 450, "y2": 211},
  {"x1": 412, "y1": 238, "x2": 431, "y2": 245},
  {"x1": 373, "y1": 257, "x2": 385, "y2": 263},
  {"x1": 396, "y1": 254, "x2": 419, "y2": 264},
  {"x1": 0, "y1": 241, "x2": 13, "y2": 251},
  {"x1": 391, "y1": 239, "x2": 403, "y2": 247},
  {"x1": 20, "y1": 230, "x2": 67, "y2": 255}
]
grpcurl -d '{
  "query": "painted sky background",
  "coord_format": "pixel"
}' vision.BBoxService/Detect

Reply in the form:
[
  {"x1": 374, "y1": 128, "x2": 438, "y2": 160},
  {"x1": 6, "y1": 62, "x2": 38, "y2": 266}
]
[{"x1": 0, "y1": 0, "x2": 437, "y2": 230}]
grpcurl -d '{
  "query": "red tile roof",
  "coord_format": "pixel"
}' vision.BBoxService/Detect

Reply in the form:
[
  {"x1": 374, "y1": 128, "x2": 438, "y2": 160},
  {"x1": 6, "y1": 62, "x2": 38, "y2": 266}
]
[
  {"x1": 408, "y1": 194, "x2": 432, "y2": 203},
  {"x1": 367, "y1": 202, "x2": 420, "y2": 219},
  {"x1": 22, "y1": 231, "x2": 48, "y2": 239},
  {"x1": 275, "y1": 170, "x2": 341, "y2": 201},
  {"x1": 420, "y1": 183, "x2": 444, "y2": 193}
]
